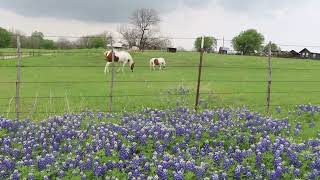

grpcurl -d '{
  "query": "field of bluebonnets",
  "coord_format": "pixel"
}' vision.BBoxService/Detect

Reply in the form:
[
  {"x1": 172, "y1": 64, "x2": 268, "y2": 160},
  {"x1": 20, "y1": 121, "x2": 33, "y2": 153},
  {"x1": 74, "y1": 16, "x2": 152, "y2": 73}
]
[{"x1": 1, "y1": 104, "x2": 320, "y2": 179}]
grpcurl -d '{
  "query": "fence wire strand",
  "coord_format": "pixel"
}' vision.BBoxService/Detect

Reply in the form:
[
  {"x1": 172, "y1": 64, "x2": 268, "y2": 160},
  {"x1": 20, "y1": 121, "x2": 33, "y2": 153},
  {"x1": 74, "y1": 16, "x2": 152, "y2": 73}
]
[
  {"x1": 0, "y1": 80, "x2": 318, "y2": 84},
  {"x1": 1, "y1": 65, "x2": 320, "y2": 71},
  {"x1": 0, "y1": 90, "x2": 320, "y2": 100}
]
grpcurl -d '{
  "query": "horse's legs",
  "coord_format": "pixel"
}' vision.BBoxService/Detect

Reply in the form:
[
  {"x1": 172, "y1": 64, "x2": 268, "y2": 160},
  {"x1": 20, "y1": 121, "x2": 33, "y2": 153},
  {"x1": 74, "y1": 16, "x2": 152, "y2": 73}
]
[
  {"x1": 104, "y1": 62, "x2": 111, "y2": 74},
  {"x1": 122, "y1": 62, "x2": 126, "y2": 72}
]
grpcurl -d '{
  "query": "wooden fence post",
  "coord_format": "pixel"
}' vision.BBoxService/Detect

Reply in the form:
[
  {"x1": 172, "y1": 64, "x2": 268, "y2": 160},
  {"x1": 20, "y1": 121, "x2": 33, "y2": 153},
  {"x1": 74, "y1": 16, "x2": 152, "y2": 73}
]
[
  {"x1": 266, "y1": 41, "x2": 272, "y2": 114},
  {"x1": 16, "y1": 35, "x2": 22, "y2": 120},
  {"x1": 109, "y1": 37, "x2": 115, "y2": 112},
  {"x1": 195, "y1": 36, "x2": 205, "y2": 112}
]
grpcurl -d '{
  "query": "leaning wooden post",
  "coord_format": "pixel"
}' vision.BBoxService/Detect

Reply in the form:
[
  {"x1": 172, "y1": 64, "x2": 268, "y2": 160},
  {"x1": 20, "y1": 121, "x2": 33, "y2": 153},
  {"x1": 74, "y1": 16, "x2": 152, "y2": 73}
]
[
  {"x1": 266, "y1": 41, "x2": 272, "y2": 114},
  {"x1": 16, "y1": 35, "x2": 22, "y2": 120},
  {"x1": 195, "y1": 36, "x2": 205, "y2": 112},
  {"x1": 109, "y1": 37, "x2": 115, "y2": 112}
]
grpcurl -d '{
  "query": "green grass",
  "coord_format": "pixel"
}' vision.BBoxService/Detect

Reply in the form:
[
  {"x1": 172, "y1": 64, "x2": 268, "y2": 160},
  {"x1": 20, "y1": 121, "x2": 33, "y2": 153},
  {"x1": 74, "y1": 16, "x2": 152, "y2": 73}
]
[{"x1": 0, "y1": 48, "x2": 320, "y2": 120}]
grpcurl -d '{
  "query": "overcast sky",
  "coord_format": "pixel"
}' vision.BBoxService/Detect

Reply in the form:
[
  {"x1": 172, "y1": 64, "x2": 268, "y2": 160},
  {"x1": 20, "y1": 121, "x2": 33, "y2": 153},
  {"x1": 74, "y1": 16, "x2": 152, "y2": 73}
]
[{"x1": 0, "y1": 0, "x2": 320, "y2": 51}]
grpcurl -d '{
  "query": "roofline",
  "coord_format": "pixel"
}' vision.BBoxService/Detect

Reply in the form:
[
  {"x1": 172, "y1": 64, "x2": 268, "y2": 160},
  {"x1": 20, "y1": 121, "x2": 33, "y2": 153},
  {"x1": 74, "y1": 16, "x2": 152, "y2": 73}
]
[{"x1": 299, "y1": 48, "x2": 311, "y2": 53}]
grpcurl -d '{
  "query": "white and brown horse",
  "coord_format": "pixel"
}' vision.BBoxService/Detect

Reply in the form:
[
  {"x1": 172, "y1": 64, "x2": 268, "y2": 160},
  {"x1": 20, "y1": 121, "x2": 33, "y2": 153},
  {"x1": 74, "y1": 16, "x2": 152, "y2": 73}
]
[
  {"x1": 103, "y1": 50, "x2": 135, "y2": 74},
  {"x1": 150, "y1": 58, "x2": 166, "y2": 71}
]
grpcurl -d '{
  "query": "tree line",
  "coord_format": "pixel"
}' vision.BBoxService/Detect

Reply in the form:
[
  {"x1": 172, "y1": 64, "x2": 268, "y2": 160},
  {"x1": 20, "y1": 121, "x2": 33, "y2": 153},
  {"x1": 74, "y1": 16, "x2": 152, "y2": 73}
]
[
  {"x1": 0, "y1": 27, "x2": 115, "y2": 49},
  {"x1": 194, "y1": 29, "x2": 280, "y2": 55},
  {"x1": 0, "y1": 8, "x2": 172, "y2": 50}
]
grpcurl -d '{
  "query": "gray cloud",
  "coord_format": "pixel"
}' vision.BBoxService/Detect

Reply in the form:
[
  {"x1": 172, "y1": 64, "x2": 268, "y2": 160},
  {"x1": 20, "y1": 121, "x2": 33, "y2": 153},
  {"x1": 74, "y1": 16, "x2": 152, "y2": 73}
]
[
  {"x1": 0, "y1": 0, "x2": 211, "y2": 23},
  {"x1": 218, "y1": 0, "x2": 301, "y2": 14},
  {"x1": 0, "y1": 0, "x2": 306, "y2": 23}
]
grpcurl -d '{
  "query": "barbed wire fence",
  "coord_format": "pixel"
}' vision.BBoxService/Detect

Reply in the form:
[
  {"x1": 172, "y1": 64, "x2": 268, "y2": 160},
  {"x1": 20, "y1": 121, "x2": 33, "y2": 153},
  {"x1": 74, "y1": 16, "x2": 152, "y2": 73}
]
[{"x1": 1, "y1": 34, "x2": 320, "y2": 119}]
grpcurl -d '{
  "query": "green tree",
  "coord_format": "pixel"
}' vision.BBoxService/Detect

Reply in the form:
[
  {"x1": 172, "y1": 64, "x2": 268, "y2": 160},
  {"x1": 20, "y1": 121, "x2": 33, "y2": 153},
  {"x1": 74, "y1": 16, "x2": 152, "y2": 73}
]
[
  {"x1": 9, "y1": 34, "x2": 30, "y2": 48},
  {"x1": 41, "y1": 39, "x2": 56, "y2": 49},
  {"x1": 263, "y1": 42, "x2": 280, "y2": 54},
  {"x1": 31, "y1": 31, "x2": 44, "y2": 49},
  {"x1": 90, "y1": 36, "x2": 105, "y2": 48},
  {"x1": 0, "y1": 27, "x2": 11, "y2": 48},
  {"x1": 194, "y1": 36, "x2": 217, "y2": 52},
  {"x1": 232, "y1": 29, "x2": 265, "y2": 55}
]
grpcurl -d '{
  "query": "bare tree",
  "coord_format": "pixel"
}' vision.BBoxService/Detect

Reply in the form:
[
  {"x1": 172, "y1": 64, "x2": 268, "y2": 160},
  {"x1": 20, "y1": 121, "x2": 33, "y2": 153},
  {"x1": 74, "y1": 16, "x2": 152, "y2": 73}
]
[
  {"x1": 130, "y1": 8, "x2": 160, "y2": 50},
  {"x1": 75, "y1": 31, "x2": 113, "y2": 49},
  {"x1": 75, "y1": 36, "x2": 91, "y2": 48},
  {"x1": 157, "y1": 37, "x2": 172, "y2": 49},
  {"x1": 100, "y1": 31, "x2": 114, "y2": 47},
  {"x1": 118, "y1": 8, "x2": 171, "y2": 51},
  {"x1": 145, "y1": 37, "x2": 172, "y2": 50},
  {"x1": 118, "y1": 25, "x2": 139, "y2": 48},
  {"x1": 56, "y1": 38, "x2": 73, "y2": 49}
]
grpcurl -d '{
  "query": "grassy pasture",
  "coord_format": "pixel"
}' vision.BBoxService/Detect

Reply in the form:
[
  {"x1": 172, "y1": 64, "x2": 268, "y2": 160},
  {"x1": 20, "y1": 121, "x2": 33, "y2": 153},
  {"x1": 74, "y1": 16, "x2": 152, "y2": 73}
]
[{"x1": 0, "y1": 49, "x2": 320, "y2": 120}]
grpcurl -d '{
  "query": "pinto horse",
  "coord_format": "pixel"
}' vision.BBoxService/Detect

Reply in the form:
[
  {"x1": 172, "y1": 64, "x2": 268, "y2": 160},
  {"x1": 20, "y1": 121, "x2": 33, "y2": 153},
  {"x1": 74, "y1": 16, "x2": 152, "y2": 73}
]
[
  {"x1": 103, "y1": 50, "x2": 135, "y2": 74},
  {"x1": 150, "y1": 58, "x2": 166, "y2": 71}
]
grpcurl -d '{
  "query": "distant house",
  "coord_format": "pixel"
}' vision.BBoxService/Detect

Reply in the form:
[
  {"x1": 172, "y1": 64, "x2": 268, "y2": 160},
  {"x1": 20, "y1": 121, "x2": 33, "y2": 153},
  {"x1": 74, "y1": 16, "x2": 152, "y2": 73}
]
[
  {"x1": 219, "y1": 47, "x2": 229, "y2": 54},
  {"x1": 300, "y1": 48, "x2": 320, "y2": 59},
  {"x1": 278, "y1": 50, "x2": 300, "y2": 58},
  {"x1": 167, "y1": 47, "x2": 177, "y2": 53},
  {"x1": 130, "y1": 46, "x2": 139, "y2": 51},
  {"x1": 289, "y1": 50, "x2": 301, "y2": 58},
  {"x1": 113, "y1": 42, "x2": 124, "y2": 49},
  {"x1": 300, "y1": 48, "x2": 311, "y2": 58},
  {"x1": 106, "y1": 42, "x2": 126, "y2": 50}
]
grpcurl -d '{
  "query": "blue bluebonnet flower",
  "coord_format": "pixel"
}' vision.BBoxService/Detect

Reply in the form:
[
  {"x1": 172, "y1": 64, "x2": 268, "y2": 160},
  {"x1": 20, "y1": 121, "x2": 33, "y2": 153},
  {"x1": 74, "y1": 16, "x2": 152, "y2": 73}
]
[{"x1": 1, "y1": 106, "x2": 320, "y2": 179}]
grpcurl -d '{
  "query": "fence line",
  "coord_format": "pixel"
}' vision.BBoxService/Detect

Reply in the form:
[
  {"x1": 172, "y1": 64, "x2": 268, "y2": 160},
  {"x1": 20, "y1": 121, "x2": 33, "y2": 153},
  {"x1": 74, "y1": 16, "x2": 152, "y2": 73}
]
[
  {"x1": 1, "y1": 90, "x2": 320, "y2": 100},
  {"x1": 2, "y1": 80, "x2": 320, "y2": 84},
  {"x1": 2, "y1": 39, "x2": 320, "y2": 119},
  {"x1": 2, "y1": 65, "x2": 320, "y2": 71},
  {"x1": 0, "y1": 103, "x2": 315, "y2": 115}
]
